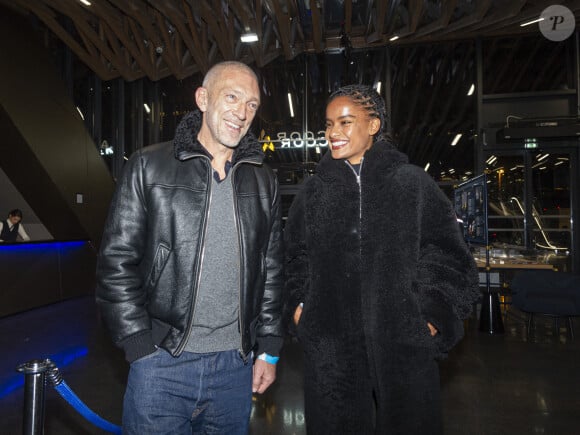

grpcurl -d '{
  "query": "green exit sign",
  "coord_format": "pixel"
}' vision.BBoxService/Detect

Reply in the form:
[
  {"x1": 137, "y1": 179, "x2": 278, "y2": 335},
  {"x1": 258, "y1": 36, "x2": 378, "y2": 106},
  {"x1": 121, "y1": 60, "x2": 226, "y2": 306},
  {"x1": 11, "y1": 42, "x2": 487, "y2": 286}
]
[{"x1": 524, "y1": 138, "x2": 538, "y2": 149}]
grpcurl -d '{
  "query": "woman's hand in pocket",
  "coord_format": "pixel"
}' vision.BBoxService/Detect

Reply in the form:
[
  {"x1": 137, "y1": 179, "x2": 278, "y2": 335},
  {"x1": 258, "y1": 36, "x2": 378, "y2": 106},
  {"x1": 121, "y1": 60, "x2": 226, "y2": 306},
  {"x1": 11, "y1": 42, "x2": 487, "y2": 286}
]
[
  {"x1": 293, "y1": 304, "x2": 303, "y2": 326},
  {"x1": 427, "y1": 322, "x2": 438, "y2": 336}
]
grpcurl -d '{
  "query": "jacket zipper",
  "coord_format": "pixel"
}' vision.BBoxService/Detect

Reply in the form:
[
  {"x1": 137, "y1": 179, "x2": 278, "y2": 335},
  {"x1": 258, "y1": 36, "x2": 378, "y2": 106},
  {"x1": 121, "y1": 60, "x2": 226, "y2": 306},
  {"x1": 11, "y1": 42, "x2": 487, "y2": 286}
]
[
  {"x1": 346, "y1": 158, "x2": 364, "y2": 256},
  {"x1": 346, "y1": 157, "x2": 379, "y2": 396},
  {"x1": 176, "y1": 156, "x2": 213, "y2": 355},
  {"x1": 231, "y1": 159, "x2": 260, "y2": 362},
  {"x1": 176, "y1": 155, "x2": 259, "y2": 358}
]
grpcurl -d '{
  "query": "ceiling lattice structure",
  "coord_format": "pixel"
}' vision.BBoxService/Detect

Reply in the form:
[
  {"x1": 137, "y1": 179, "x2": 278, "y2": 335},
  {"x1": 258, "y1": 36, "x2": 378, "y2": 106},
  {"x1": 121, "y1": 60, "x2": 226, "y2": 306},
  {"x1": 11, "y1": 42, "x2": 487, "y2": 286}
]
[{"x1": 2, "y1": 0, "x2": 579, "y2": 82}]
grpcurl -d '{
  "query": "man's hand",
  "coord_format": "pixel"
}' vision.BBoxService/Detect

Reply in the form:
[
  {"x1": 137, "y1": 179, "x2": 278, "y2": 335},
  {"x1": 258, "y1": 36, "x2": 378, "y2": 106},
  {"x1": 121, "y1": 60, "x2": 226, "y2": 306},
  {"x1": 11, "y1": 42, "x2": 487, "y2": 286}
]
[{"x1": 252, "y1": 359, "x2": 277, "y2": 394}]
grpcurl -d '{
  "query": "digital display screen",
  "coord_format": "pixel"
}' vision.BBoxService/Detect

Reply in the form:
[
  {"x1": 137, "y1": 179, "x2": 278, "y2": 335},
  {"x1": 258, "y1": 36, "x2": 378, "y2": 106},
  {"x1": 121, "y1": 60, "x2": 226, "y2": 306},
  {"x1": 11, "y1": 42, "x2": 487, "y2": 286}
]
[{"x1": 454, "y1": 174, "x2": 487, "y2": 245}]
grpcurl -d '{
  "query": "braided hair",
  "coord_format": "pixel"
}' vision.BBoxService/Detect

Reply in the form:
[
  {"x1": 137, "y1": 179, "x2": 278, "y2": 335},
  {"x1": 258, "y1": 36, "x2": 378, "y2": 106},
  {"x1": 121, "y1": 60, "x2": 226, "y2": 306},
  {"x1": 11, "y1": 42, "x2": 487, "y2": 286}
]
[{"x1": 328, "y1": 84, "x2": 390, "y2": 142}]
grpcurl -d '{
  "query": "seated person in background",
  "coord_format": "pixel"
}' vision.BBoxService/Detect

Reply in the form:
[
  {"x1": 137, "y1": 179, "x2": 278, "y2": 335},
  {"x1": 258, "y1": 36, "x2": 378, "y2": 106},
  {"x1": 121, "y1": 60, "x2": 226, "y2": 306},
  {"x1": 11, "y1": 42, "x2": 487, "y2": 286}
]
[{"x1": 0, "y1": 209, "x2": 31, "y2": 242}]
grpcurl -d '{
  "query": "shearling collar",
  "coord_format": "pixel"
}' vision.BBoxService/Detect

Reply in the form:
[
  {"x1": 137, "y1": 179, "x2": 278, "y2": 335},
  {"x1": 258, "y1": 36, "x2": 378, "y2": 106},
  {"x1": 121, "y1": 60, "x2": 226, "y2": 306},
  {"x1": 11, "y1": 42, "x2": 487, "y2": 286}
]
[
  {"x1": 316, "y1": 140, "x2": 408, "y2": 181},
  {"x1": 173, "y1": 110, "x2": 264, "y2": 165}
]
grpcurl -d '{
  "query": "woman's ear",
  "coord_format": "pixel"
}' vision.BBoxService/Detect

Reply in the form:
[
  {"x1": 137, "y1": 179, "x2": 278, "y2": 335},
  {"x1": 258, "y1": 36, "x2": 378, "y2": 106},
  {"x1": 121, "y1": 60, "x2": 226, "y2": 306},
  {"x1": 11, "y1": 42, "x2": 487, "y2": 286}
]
[
  {"x1": 195, "y1": 87, "x2": 208, "y2": 112},
  {"x1": 369, "y1": 118, "x2": 381, "y2": 136}
]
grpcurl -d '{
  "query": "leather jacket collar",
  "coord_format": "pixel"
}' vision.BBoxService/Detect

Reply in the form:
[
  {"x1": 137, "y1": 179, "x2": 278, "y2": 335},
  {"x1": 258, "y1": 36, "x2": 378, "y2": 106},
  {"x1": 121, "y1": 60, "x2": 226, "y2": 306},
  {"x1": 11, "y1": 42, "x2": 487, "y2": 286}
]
[{"x1": 173, "y1": 110, "x2": 264, "y2": 165}]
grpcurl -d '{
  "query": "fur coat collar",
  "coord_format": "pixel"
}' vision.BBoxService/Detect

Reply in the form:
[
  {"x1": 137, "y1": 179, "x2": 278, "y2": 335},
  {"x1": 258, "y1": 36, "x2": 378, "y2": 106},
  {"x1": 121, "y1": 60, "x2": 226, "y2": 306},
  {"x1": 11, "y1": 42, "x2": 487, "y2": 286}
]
[{"x1": 315, "y1": 140, "x2": 408, "y2": 181}]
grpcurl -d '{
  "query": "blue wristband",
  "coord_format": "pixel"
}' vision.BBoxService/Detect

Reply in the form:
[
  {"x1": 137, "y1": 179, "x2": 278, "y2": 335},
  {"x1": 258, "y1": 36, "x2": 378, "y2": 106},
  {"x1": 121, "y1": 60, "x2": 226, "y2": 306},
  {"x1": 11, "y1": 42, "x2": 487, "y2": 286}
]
[{"x1": 257, "y1": 353, "x2": 279, "y2": 364}]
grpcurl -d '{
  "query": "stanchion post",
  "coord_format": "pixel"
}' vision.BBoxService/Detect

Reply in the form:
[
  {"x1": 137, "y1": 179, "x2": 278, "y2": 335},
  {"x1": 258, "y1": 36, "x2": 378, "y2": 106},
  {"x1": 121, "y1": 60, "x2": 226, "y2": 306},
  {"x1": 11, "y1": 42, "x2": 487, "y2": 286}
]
[
  {"x1": 479, "y1": 244, "x2": 504, "y2": 334},
  {"x1": 17, "y1": 359, "x2": 51, "y2": 435}
]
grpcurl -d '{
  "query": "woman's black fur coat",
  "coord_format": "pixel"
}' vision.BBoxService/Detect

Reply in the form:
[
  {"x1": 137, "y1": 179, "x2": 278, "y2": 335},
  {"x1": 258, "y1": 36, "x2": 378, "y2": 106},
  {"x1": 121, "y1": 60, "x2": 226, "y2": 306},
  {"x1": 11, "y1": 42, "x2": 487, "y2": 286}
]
[{"x1": 285, "y1": 141, "x2": 480, "y2": 434}]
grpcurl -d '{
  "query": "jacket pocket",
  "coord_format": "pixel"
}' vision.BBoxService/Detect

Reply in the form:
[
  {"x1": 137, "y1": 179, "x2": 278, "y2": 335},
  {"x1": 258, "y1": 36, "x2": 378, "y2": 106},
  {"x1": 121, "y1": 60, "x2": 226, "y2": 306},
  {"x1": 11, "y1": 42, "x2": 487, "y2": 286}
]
[
  {"x1": 132, "y1": 347, "x2": 163, "y2": 365},
  {"x1": 146, "y1": 243, "x2": 171, "y2": 287}
]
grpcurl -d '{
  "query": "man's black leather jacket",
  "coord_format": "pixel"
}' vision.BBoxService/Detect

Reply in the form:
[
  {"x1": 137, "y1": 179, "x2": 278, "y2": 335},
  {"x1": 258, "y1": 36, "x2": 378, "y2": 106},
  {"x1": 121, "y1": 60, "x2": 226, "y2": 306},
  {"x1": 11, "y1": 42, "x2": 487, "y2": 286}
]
[{"x1": 96, "y1": 111, "x2": 284, "y2": 363}]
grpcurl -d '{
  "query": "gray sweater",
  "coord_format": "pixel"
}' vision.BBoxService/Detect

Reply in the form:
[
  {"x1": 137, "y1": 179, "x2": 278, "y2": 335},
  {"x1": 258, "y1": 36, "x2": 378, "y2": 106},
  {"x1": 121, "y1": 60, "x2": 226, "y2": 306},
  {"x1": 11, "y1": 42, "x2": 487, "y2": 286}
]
[{"x1": 184, "y1": 173, "x2": 240, "y2": 353}]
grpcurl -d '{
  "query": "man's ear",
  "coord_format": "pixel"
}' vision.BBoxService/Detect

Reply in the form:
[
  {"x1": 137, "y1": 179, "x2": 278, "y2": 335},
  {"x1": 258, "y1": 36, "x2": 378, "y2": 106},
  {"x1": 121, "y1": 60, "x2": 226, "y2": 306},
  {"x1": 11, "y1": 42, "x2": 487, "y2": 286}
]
[
  {"x1": 369, "y1": 118, "x2": 381, "y2": 136},
  {"x1": 195, "y1": 87, "x2": 208, "y2": 112}
]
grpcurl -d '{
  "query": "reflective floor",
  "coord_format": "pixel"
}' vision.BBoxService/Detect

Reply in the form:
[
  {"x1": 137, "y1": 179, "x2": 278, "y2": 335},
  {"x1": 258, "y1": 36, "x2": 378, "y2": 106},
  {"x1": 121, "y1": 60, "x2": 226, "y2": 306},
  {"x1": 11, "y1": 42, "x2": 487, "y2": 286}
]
[{"x1": 1, "y1": 296, "x2": 579, "y2": 435}]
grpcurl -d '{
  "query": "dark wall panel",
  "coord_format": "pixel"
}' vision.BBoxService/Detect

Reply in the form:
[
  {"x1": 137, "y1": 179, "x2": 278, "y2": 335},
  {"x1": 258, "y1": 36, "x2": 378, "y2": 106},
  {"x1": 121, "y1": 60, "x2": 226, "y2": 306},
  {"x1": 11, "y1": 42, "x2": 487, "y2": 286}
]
[
  {"x1": 0, "y1": 242, "x2": 96, "y2": 317},
  {"x1": 0, "y1": 9, "x2": 115, "y2": 248}
]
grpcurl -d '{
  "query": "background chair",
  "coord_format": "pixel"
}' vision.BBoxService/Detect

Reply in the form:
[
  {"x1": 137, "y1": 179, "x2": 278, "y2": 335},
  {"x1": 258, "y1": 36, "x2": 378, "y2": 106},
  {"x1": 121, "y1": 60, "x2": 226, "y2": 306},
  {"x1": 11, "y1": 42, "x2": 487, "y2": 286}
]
[{"x1": 510, "y1": 270, "x2": 580, "y2": 339}]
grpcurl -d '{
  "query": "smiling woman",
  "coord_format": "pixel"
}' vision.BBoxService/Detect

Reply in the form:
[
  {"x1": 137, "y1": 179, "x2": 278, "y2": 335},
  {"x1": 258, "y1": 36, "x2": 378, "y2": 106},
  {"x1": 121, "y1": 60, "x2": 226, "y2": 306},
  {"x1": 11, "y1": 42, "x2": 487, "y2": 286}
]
[
  {"x1": 285, "y1": 84, "x2": 480, "y2": 434},
  {"x1": 325, "y1": 94, "x2": 381, "y2": 164}
]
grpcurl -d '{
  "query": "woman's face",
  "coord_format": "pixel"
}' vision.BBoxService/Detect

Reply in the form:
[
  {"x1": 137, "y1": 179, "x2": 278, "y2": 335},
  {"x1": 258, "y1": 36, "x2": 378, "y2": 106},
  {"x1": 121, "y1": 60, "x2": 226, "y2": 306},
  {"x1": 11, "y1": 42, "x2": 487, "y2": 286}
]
[{"x1": 325, "y1": 96, "x2": 380, "y2": 164}]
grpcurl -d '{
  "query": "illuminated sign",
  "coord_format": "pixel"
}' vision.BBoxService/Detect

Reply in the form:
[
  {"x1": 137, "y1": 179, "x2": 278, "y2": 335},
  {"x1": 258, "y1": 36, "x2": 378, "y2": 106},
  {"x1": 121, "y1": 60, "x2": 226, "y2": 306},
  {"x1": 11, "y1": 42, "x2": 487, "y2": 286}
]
[{"x1": 275, "y1": 131, "x2": 328, "y2": 149}]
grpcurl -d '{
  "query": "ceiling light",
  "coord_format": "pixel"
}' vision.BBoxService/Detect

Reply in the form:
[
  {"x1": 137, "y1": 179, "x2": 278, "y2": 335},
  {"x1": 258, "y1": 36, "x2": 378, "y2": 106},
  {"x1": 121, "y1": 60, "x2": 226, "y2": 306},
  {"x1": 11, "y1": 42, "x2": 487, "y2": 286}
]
[
  {"x1": 389, "y1": 35, "x2": 399, "y2": 42},
  {"x1": 240, "y1": 32, "x2": 259, "y2": 43},
  {"x1": 520, "y1": 17, "x2": 544, "y2": 27},
  {"x1": 424, "y1": 162, "x2": 430, "y2": 171},
  {"x1": 144, "y1": 103, "x2": 151, "y2": 114},
  {"x1": 451, "y1": 133, "x2": 462, "y2": 146},
  {"x1": 79, "y1": 0, "x2": 91, "y2": 5},
  {"x1": 287, "y1": 93, "x2": 294, "y2": 118},
  {"x1": 467, "y1": 84, "x2": 475, "y2": 96},
  {"x1": 537, "y1": 153, "x2": 549, "y2": 161}
]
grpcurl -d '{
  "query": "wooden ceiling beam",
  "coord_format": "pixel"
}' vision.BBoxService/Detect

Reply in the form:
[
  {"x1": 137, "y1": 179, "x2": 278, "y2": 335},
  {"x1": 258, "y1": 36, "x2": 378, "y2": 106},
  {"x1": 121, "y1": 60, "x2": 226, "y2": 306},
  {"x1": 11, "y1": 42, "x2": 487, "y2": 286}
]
[
  {"x1": 366, "y1": 0, "x2": 389, "y2": 43},
  {"x1": 73, "y1": 18, "x2": 135, "y2": 80},
  {"x1": 126, "y1": 18, "x2": 159, "y2": 79},
  {"x1": 255, "y1": 0, "x2": 264, "y2": 47},
  {"x1": 113, "y1": 0, "x2": 163, "y2": 66},
  {"x1": 420, "y1": 0, "x2": 493, "y2": 38},
  {"x1": 153, "y1": 10, "x2": 183, "y2": 77},
  {"x1": 84, "y1": 0, "x2": 157, "y2": 79},
  {"x1": 43, "y1": 0, "x2": 95, "y2": 23},
  {"x1": 309, "y1": 0, "x2": 323, "y2": 52},
  {"x1": 10, "y1": 0, "x2": 116, "y2": 80},
  {"x1": 288, "y1": 0, "x2": 305, "y2": 42},
  {"x1": 26, "y1": 0, "x2": 126, "y2": 79},
  {"x1": 264, "y1": 0, "x2": 294, "y2": 59},
  {"x1": 412, "y1": 0, "x2": 458, "y2": 38},
  {"x1": 197, "y1": 0, "x2": 234, "y2": 60},
  {"x1": 461, "y1": 0, "x2": 529, "y2": 35},
  {"x1": 343, "y1": 0, "x2": 352, "y2": 34},
  {"x1": 142, "y1": 1, "x2": 203, "y2": 76},
  {"x1": 180, "y1": 0, "x2": 209, "y2": 73},
  {"x1": 409, "y1": 0, "x2": 424, "y2": 34},
  {"x1": 231, "y1": 0, "x2": 263, "y2": 66}
]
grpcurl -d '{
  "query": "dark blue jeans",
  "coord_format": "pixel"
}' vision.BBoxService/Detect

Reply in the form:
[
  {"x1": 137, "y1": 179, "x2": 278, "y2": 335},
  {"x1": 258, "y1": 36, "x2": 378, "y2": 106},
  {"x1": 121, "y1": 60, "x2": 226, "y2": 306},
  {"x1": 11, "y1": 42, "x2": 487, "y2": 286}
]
[{"x1": 122, "y1": 348, "x2": 253, "y2": 435}]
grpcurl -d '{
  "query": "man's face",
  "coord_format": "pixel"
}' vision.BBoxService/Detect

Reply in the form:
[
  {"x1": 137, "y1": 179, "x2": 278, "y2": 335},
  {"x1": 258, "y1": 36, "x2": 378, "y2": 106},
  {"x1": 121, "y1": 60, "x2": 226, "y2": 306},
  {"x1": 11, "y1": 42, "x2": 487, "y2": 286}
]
[
  {"x1": 8, "y1": 215, "x2": 21, "y2": 225},
  {"x1": 197, "y1": 67, "x2": 260, "y2": 149}
]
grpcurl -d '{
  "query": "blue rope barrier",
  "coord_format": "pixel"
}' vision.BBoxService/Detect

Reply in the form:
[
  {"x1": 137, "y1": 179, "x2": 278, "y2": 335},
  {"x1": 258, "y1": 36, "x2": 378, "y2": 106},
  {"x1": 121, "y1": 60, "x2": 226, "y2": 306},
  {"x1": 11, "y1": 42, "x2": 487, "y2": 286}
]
[
  {"x1": 53, "y1": 381, "x2": 122, "y2": 434},
  {"x1": 45, "y1": 360, "x2": 122, "y2": 434}
]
